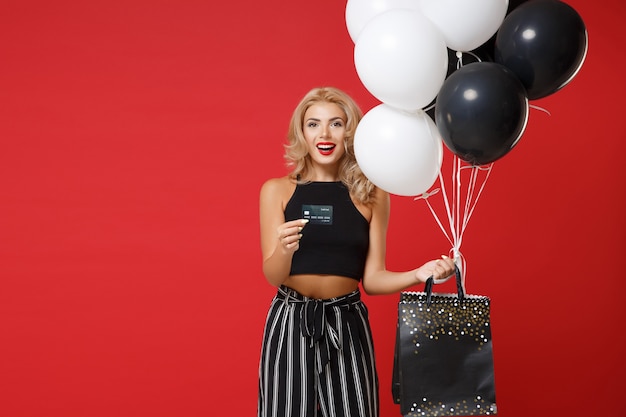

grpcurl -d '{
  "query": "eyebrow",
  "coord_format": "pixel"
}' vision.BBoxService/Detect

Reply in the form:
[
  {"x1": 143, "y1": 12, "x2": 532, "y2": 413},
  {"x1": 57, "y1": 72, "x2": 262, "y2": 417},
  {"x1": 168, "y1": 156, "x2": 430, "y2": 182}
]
[{"x1": 305, "y1": 116, "x2": 345, "y2": 122}]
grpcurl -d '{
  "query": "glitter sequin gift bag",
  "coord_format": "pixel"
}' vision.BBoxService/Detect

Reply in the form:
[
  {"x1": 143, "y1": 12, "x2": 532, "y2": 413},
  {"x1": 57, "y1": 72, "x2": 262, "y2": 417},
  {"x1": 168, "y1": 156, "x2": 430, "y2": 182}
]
[{"x1": 392, "y1": 267, "x2": 497, "y2": 416}]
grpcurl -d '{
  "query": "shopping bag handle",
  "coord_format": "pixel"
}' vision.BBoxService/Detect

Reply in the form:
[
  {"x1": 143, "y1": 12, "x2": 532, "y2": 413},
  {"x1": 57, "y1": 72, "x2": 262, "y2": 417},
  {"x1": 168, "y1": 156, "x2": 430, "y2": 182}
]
[{"x1": 424, "y1": 264, "x2": 464, "y2": 305}]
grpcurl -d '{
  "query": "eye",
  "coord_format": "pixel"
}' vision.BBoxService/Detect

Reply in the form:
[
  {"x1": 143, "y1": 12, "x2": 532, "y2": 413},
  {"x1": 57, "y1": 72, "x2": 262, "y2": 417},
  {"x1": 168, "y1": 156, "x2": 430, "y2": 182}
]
[
  {"x1": 306, "y1": 122, "x2": 318, "y2": 128},
  {"x1": 331, "y1": 121, "x2": 344, "y2": 128}
]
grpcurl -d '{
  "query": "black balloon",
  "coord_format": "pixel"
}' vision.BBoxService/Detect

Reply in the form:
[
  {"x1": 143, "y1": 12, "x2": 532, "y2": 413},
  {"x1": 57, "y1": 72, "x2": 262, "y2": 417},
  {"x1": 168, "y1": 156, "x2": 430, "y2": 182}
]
[
  {"x1": 425, "y1": 0, "x2": 532, "y2": 119},
  {"x1": 435, "y1": 62, "x2": 529, "y2": 165},
  {"x1": 494, "y1": 0, "x2": 587, "y2": 100},
  {"x1": 508, "y1": 0, "x2": 530, "y2": 12},
  {"x1": 472, "y1": 0, "x2": 531, "y2": 61},
  {"x1": 426, "y1": 48, "x2": 486, "y2": 119}
]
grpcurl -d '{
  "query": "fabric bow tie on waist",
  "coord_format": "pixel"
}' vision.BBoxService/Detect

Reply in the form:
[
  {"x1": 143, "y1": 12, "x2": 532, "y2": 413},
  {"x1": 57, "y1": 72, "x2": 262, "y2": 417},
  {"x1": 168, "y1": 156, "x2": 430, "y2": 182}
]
[{"x1": 299, "y1": 292, "x2": 362, "y2": 374}]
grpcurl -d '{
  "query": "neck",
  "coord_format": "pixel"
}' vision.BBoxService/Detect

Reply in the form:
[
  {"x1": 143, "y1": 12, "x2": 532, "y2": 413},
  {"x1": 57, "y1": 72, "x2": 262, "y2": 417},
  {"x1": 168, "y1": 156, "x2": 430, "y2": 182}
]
[{"x1": 309, "y1": 167, "x2": 340, "y2": 182}]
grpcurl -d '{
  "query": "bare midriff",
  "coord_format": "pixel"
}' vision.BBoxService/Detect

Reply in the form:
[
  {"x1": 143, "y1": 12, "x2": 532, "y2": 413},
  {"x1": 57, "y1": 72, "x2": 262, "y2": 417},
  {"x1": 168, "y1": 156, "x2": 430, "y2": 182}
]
[{"x1": 282, "y1": 274, "x2": 360, "y2": 299}]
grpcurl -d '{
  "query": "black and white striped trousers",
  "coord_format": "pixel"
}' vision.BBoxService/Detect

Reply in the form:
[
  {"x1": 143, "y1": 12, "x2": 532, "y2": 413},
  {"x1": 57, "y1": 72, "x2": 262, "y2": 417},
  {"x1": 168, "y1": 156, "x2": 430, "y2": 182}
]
[{"x1": 258, "y1": 285, "x2": 379, "y2": 417}]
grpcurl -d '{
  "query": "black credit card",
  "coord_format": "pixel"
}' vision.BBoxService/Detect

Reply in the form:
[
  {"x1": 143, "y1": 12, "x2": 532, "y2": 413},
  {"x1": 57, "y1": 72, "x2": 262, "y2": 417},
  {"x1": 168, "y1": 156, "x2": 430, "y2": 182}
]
[{"x1": 302, "y1": 204, "x2": 333, "y2": 225}]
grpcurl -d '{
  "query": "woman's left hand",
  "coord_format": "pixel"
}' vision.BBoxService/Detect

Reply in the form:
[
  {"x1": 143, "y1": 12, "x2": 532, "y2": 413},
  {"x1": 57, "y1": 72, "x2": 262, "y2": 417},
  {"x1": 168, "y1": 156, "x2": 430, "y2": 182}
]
[{"x1": 415, "y1": 255, "x2": 456, "y2": 283}]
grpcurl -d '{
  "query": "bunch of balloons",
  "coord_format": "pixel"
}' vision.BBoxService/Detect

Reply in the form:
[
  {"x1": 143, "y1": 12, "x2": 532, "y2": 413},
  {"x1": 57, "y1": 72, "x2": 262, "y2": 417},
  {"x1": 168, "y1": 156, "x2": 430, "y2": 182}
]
[{"x1": 350, "y1": 0, "x2": 588, "y2": 196}]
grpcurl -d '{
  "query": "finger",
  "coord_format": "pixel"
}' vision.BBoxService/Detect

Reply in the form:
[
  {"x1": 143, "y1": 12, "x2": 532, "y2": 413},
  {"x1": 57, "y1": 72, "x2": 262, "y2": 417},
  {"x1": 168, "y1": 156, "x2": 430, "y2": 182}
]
[
  {"x1": 282, "y1": 233, "x2": 303, "y2": 247},
  {"x1": 433, "y1": 260, "x2": 453, "y2": 279},
  {"x1": 283, "y1": 225, "x2": 304, "y2": 238},
  {"x1": 283, "y1": 236, "x2": 302, "y2": 251},
  {"x1": 434, "y1": 264, "x2": 445, "y2": 279},
  {"x1": 437, "y1": 257, "x2": 453, "y2": 270},
  {"x1": 432, "y1": 260, "x2": 442, "y2": 279},
  {"x1": 440, "y1": 255, "x2": 455, "y2": 269},
  {"x1": 285, "y1": 241, "x2": 299, "y2": 250},
  {"x1": 279, "y1": 219, "x2": 308, "y2": 238},
  {"x1": 285, "y1": 219, "x2": 309, "y2": 228}
]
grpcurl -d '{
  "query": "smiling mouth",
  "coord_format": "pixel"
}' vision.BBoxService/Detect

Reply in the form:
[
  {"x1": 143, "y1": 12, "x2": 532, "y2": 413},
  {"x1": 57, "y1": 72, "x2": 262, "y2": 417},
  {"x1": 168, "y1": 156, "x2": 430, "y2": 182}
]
[{"x1": 317, "y1": 143, "x2": 336, "y2": 155}]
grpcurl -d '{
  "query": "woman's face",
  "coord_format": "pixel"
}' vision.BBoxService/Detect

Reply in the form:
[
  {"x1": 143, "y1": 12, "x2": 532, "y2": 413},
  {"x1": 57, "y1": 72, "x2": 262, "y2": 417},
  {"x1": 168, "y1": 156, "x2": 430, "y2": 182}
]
[{"x1": 302, "y1": 102, "x2": 347, "y2": 171}]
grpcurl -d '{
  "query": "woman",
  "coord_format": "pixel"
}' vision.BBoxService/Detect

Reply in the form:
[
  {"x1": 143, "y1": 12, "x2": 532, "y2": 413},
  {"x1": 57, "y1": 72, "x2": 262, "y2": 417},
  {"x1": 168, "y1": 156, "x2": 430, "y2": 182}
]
[{"x1": 257, "y1": 87, "x2": 454, "y2": 417}]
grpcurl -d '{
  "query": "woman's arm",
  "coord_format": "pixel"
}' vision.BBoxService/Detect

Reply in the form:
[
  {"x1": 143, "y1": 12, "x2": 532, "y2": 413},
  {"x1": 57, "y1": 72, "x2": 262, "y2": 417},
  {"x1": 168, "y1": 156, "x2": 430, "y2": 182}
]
[
  {"x1": 259, "y1": 178, "x2": 307, "y2": 287},
  {"x1": 361, "y1": 188, "x2": 454, "y2": 295}
]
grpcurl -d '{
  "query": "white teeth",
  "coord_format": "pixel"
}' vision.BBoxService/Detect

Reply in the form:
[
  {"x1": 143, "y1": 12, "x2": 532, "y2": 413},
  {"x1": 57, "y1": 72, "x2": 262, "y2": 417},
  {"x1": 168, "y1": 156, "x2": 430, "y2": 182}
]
[{"x1": 317, "y1": 144, "x2": 335, "y2": 150}]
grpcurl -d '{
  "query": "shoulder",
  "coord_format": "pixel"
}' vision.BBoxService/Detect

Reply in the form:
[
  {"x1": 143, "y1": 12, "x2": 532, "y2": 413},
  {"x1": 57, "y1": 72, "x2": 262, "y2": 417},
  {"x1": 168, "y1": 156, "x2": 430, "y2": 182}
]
[
  {"x1": 370, "y1": 186, "x2": 390, "y2": 210},
  {"x1": 260, "y1": 176, "x2": 297, "y2": 206},
  {"x1": 261, "y1": 176, "x2": 294, "y2": 195},
  {"x1": 370, "y1": 187, "x2": 390, "y2": 220},
  {"x1": 374, "y1": 186, "x2": 389, "y2": 203}
]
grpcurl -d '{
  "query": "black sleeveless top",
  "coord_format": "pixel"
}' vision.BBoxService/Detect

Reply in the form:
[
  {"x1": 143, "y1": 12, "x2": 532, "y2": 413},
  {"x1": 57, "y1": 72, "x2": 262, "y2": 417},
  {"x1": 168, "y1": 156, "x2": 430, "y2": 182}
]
[{"x1": 284, "y1": 181, "x2": 370, "y2": 281}]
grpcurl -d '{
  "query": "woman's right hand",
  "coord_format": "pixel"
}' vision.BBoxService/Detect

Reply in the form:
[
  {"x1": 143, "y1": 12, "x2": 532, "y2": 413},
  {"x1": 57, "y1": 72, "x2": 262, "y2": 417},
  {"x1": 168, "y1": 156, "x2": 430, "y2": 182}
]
[{"x1": 276, "y1": 219, "x2": 308, "y2": 253}]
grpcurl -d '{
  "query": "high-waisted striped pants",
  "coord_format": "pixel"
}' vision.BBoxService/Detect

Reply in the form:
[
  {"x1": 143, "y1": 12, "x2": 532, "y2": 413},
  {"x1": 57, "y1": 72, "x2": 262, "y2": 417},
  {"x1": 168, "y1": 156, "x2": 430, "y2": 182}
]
[{"x1": 258, "y1": 285, "x2": 379, "y2": 417}]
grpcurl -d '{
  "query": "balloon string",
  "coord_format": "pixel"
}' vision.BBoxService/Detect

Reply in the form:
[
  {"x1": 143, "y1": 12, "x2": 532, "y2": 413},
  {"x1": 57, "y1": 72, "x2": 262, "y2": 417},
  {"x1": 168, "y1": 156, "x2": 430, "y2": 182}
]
[
  {"x1": 416, "y1": 188, "x2": 454, "y2": 249},
  {"x1": 415, "y1": 155, "x2": 493, "y2": 291},
  {"x1": 529, "y1": 104, "x2": 552, "y2": 116},
  {"x1": 442, "y1": 158, "x2": 456, "y2": 243},
  {"x1": 415, "y1": 111, "x2": 457, "y2": 250},
  {"x1": 417, "y1": 111, "x2": 458, "y2": 251},
  {"x1": 461, "y1": 164, "x2": 477, "y2": 238},
  {"x1": 454, "y1": 157, "x2": 462, "y2": 251},
  {"x1": 458, "y1": 162, "x2": 493, "y2": 243},
  {"x1": 455, "y1": 50, "x2": 483, "y2": 70},
  {"x1": 464, "y1": 50, "x2": 482, "y2": 63}
]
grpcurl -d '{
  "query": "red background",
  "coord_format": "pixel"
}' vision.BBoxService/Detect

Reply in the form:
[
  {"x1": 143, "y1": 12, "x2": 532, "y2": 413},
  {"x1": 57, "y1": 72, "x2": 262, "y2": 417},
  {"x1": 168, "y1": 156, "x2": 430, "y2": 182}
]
[{"x1": 1, "y1": 1, "x2": 624, "y2": 416}]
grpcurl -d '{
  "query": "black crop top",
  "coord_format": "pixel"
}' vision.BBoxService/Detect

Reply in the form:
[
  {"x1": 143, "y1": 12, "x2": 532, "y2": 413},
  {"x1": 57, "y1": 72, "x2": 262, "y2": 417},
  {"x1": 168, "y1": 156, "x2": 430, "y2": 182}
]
[{"x1": 284, "y1": 181, "x2": 370, "y2": 281}]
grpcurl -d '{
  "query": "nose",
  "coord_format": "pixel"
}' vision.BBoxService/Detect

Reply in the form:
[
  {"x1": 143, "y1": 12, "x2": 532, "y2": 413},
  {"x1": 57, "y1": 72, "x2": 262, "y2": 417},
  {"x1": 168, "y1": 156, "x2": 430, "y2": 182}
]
[{"x1": 320, "y1": 124, "x2": 330, "y2": 138}]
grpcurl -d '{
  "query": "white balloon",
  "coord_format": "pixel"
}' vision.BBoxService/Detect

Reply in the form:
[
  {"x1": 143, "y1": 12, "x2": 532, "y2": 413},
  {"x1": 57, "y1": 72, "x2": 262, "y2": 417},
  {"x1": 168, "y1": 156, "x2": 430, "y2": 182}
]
[
  {"x1": 418, "y1": 0, "x2": 508, "y2": 52},
  {"x1": 354, "y1": 9, "x2": 448, "y2": 111},
  {"x1": 345, "y1": 0, "x2": 422, "y2": 43},
  {"x1": 355, "y1": 104, "x2": 443, "y2": 197}
]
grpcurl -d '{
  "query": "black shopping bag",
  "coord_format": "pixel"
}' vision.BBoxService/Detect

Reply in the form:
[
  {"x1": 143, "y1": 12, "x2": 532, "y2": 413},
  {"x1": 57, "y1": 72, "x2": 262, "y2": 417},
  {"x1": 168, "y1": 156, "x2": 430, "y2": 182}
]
[{"x1": 393, "y1": 267, "x2": 497, "y2": 416}]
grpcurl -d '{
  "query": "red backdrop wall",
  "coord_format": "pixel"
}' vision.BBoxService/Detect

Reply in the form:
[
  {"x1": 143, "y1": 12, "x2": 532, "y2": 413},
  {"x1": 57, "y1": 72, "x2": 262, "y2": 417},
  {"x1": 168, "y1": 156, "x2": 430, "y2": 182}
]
[{"x1": 1, "y1": 1, "x2": 624, "y2": 416}]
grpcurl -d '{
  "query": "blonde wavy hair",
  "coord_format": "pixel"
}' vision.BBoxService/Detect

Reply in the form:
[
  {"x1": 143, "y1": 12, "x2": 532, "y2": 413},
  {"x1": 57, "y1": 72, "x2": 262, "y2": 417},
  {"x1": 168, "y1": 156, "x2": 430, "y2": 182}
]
[{"x1": 284, "y1": 87, "x2": 376, "y2": 204}]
